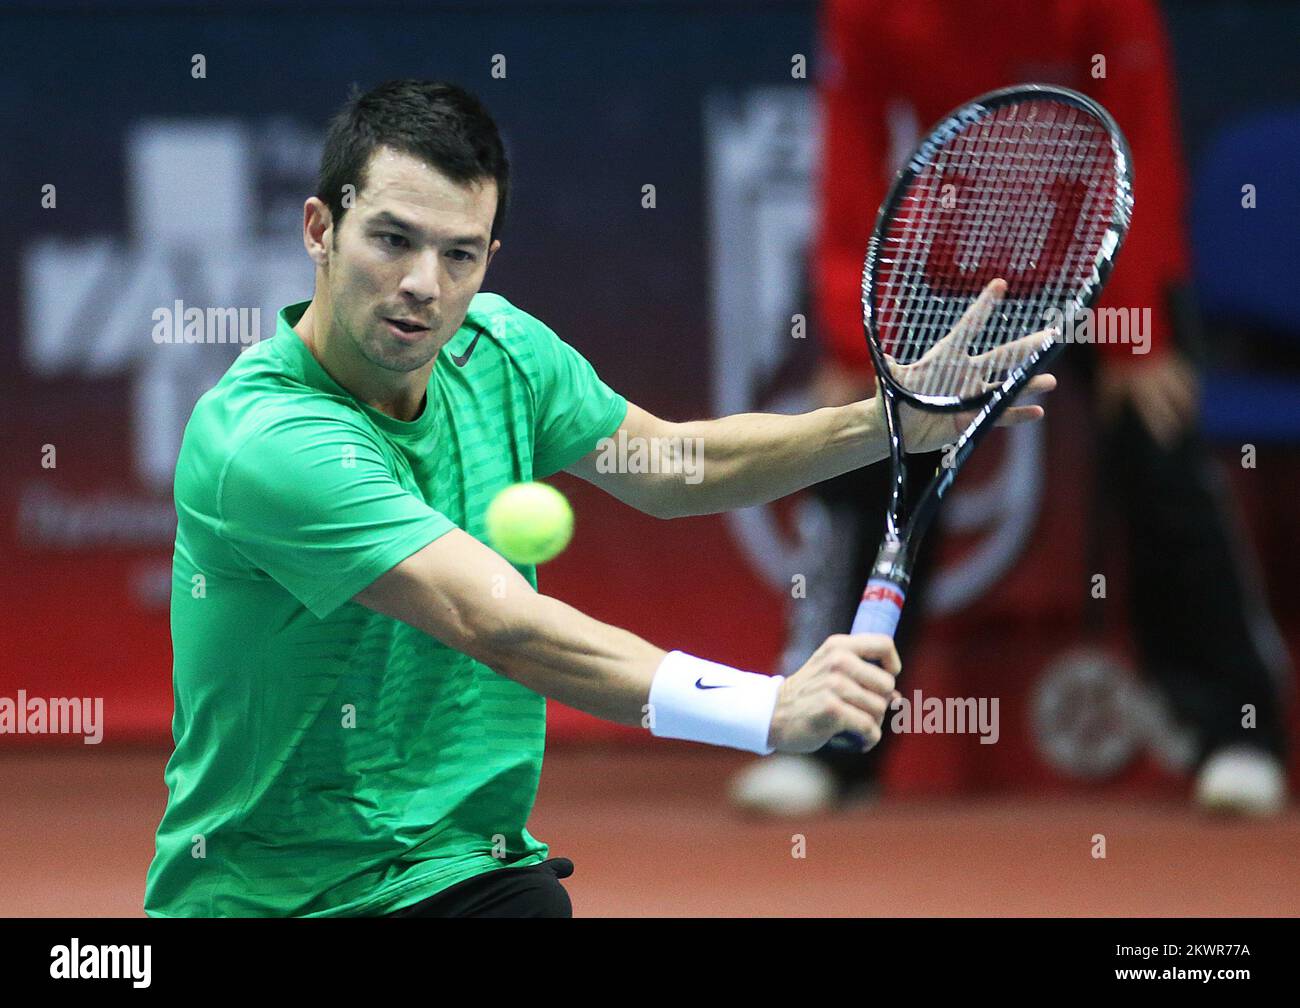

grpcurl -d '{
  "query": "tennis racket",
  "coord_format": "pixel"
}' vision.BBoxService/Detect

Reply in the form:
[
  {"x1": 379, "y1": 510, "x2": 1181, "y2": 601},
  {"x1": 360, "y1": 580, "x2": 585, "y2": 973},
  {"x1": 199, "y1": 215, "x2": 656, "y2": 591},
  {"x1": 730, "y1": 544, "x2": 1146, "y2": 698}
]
[{"x1": 831, "y1": 84, "x2": 1133, "y2": 750}]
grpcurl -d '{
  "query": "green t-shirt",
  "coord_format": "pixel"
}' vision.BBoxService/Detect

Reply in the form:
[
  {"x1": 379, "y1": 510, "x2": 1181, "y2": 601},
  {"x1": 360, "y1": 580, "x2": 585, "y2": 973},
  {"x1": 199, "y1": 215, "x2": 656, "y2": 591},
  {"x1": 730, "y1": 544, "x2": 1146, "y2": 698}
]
[{"x1": 144, "y1": 293, "x2": 627, "y2": 917}]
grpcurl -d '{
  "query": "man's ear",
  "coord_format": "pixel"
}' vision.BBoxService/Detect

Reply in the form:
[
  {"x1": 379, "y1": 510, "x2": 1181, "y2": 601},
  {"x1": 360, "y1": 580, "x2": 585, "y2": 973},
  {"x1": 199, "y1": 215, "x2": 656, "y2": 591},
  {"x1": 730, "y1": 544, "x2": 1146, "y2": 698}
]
[
  {"x1": 303, "y1": 197, "x2": 334, "y2": 268},
  {"x1": 485, "y1": 239, "x2": 501, "y2": 270}
]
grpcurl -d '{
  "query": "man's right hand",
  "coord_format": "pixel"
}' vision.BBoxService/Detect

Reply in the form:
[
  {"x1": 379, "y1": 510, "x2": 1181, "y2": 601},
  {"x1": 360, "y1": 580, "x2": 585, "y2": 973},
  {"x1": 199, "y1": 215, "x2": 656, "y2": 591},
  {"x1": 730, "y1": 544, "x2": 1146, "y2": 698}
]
[
  {"x1": 767, "y1": 634, "x2": 901, "y2": 753},
  {"x1": 1096, "y1": 351, "x2": 1199, "y2": 450}
]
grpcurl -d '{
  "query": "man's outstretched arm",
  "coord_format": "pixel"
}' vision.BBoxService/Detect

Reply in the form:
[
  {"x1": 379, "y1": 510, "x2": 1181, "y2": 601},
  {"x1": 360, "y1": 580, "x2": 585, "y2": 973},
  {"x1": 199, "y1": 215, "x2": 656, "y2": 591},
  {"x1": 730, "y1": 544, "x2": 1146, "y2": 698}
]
[
  {"x1": 567, "y1": 371, "x2": 1054, "y2": 520},
  {"x1": 565, "y1": 400, "x2": 886, "y2": 520},
  {"x1": 353, "y1": 526, "x2": 899, "y2": 753}
]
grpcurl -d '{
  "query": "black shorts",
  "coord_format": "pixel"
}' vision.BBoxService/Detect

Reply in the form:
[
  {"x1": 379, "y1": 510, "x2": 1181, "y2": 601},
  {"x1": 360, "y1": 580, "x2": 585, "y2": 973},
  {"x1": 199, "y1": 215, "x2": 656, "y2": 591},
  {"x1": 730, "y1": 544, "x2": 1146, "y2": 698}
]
[{"x1": 385, "y1": 858, "x2": 574, "y2": 918}]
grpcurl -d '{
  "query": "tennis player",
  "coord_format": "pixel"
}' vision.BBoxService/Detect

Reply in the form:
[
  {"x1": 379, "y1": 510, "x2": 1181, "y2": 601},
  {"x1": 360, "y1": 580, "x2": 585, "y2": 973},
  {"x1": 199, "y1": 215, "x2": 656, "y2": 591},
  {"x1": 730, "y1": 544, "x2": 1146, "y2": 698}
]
[{"x1": 144, "y1": 79, "x2": 1053, "y2": 917}]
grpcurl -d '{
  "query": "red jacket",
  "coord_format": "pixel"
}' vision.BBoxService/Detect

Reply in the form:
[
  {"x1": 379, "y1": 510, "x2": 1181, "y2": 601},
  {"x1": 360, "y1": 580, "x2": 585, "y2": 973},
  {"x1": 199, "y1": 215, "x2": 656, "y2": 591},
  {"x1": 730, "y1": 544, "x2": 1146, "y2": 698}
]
[{"x1": 815, "y1": 0, "x2": 1190, "y2": 372}]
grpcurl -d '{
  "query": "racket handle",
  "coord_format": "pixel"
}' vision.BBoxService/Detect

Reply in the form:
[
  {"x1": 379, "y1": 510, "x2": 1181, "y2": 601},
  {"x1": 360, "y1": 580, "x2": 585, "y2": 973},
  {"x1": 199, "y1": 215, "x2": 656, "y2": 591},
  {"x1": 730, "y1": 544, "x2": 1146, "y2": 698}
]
[
  {"x1": 828, "y1": 579, "x2": 906, "y2": 751},
  {"x1": 850, "y1": 579, "x2": 906, "y2": 637}
]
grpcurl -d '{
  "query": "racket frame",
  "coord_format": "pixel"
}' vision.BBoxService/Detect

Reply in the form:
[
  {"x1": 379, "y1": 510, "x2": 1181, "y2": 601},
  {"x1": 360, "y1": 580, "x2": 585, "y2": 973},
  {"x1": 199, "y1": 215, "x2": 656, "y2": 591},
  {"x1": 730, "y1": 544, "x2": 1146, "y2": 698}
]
[
  {"x1": 833, "y1": 84, "x2": 1134, "y2": 750},
  {"x1": 863, "y1": 83, "x2": 1132, "y2": 573}
]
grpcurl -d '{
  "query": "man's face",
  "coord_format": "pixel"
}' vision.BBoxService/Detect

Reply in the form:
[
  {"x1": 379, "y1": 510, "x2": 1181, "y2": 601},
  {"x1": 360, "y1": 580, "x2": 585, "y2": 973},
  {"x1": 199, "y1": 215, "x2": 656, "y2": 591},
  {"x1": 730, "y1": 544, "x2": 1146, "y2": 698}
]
[{"x1": 325, "y1": 146, "x2": 498, "y2": 374}]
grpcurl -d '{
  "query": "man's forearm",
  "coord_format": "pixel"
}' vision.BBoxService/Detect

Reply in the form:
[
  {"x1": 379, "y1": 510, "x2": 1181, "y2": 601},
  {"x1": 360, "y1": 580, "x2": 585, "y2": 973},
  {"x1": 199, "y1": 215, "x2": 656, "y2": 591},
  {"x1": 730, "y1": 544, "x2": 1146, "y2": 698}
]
[
  {"x1": 663, "y1": 400, "x2": 885, "y2": 518},
  {"x1": 482, "y1": 592, "x2": 783, "y2": 755},
  {"x1": 356, "y1": 531, "x2": 670, "y2": 727},
  {"x1": 482, "y1": 591, "x2": 668, "y2": 726}
]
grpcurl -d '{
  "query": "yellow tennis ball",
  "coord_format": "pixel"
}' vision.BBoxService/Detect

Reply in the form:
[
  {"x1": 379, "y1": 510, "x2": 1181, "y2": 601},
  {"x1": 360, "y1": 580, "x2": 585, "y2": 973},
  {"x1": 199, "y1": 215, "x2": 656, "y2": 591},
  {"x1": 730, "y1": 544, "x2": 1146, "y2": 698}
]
[{"x1": 485, "y1": 482, "x2": 574, "y2": 565}]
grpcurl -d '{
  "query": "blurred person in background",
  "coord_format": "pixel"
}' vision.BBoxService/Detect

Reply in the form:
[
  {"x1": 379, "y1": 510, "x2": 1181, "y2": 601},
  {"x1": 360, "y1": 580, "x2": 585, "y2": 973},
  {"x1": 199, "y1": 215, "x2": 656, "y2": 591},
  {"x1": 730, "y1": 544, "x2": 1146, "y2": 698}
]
[{"x1": 730, "y1": 0, "x2": 1289, "y2": 818}]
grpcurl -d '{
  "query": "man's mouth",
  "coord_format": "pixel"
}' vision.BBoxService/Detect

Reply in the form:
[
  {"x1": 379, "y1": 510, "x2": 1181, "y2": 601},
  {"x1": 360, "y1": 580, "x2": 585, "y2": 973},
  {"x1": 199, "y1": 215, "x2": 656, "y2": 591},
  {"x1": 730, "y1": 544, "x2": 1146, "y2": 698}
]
[{"x1": 384, "y1": 317, "x2": 430, "y2": 334}]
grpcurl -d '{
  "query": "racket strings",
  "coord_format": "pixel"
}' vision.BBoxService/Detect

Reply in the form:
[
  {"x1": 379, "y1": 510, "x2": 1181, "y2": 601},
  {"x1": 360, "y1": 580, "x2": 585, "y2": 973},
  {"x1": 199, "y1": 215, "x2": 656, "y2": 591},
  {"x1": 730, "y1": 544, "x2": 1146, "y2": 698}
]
[
  {"x1": 906, "y1": 104, "x2": 1096, "y2": 381},
  {"x1": 893, "y1": 116, "x2": 1108, "y2": 393},
  {"x1": 870, "y1": 97, "x2": 1119, "y2": 401}
]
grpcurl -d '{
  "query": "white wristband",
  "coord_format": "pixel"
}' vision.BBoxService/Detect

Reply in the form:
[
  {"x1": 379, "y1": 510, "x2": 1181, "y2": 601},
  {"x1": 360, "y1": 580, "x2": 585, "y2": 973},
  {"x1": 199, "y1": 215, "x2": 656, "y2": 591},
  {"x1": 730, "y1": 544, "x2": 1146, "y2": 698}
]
[{"x1": 647, "y1": 651, "x2": 783, "y2": 755}]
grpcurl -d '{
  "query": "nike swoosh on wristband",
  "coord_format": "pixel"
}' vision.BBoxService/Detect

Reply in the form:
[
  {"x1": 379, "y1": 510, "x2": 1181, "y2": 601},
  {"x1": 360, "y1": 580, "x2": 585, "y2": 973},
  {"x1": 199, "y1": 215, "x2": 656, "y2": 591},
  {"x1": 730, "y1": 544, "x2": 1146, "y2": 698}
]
[
  {"x1": 694, "y1": 678, "x2": 730, "y2": 690},
  {"x1": 450, "y1": 325, "x2": 485, "y2": 367}
]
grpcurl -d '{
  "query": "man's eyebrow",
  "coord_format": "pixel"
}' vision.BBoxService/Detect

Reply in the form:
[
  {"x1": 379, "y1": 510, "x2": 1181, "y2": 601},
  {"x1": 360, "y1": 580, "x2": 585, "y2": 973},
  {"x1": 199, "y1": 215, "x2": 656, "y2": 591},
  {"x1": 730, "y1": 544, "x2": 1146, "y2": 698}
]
[
  {"x1": 367, "y1": 211, "x2": 487, "y2": 248},
  {"x1": 368, "y1": 210, "x2": 418, "y2": 232}
]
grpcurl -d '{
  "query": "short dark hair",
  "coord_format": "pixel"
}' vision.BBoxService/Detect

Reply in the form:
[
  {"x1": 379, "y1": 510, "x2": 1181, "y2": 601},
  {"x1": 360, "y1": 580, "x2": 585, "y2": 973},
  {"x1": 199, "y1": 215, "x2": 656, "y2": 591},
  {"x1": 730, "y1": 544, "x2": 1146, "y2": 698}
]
[{"x1": 316, "y1": 79, "x2": 510, "y2": 244}]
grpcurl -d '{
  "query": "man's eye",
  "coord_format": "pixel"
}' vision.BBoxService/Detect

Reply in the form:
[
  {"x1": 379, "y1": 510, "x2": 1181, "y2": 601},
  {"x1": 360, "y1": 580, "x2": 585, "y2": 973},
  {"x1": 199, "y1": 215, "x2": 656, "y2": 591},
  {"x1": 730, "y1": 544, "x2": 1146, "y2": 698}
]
[
  {"x1": 448, "y1": 249, "x2": 476, "y2": 263},
  {"x1": 376, "y1": 233, "x2": 408, "y2": 249}
]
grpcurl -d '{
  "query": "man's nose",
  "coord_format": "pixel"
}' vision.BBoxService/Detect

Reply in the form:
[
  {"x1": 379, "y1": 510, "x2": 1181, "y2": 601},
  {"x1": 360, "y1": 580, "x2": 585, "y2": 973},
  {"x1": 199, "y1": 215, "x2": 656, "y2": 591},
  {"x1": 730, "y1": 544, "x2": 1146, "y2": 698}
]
[{"x1": 401, "y1": 249, "x2": 441, "y2": 302}]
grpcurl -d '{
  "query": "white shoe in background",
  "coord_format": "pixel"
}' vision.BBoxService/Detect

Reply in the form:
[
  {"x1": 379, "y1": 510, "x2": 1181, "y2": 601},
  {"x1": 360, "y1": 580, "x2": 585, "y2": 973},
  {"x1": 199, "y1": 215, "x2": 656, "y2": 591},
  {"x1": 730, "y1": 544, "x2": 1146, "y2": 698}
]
[
  {"x1": 1194, "y1": 745, "x2": 1287, "y2": 816},
  {"x1": 728, "y1": 754, "x2": 838, "y2": 817}
]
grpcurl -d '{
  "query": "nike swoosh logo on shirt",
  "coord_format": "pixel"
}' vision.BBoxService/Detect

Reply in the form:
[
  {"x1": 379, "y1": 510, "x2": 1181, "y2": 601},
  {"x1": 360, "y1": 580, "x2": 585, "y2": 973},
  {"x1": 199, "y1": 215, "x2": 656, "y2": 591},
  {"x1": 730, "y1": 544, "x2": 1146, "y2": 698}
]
[
  {"x1": 450, "y1": 325, "x2": 485, "y2": 367},
  {"x1": 694, "y1": 678, "x2": 730, "y2": 690}
]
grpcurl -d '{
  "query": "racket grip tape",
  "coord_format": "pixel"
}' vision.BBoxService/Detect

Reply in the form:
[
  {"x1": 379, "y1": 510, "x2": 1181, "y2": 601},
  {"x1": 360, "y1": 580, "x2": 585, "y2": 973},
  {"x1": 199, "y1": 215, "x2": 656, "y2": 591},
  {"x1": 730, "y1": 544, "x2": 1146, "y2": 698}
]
[
  {"x1": 829, "y1": 579, "x2": 905, "y2": 751},
  {"x1": 850, "y1": 579, "x2": 906, "y2": 637}
]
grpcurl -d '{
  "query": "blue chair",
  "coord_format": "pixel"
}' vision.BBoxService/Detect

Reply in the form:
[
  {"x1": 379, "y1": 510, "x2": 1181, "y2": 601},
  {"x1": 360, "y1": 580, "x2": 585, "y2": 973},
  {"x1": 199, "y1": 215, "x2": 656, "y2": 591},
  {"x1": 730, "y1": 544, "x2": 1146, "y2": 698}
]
[{"x1": 1189, "y1": 108, "x2": 1300, "y2": 442}]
